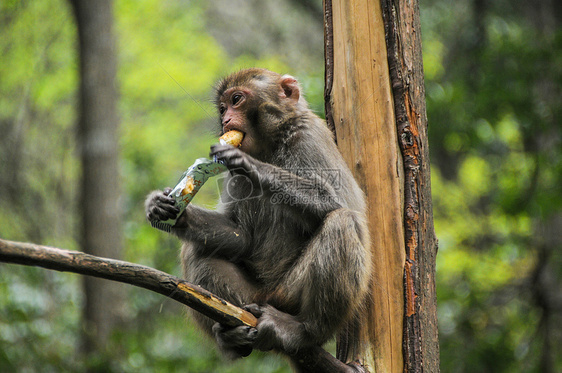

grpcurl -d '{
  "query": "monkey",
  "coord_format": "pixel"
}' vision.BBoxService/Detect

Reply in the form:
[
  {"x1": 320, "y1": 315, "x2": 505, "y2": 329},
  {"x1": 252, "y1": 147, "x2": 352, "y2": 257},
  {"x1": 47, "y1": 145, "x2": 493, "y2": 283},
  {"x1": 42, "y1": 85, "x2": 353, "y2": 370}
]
[{"x1": 145, "y1": 68, "x2": 372, "y2": 367}]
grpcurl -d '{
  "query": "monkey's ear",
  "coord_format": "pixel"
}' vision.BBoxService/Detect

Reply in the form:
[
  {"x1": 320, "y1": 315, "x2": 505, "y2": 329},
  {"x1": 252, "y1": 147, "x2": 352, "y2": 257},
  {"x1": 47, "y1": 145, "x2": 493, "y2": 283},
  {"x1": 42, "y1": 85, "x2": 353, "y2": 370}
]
[{"x1": 279, "y1": 75, "x2": 300, "y2": 104}]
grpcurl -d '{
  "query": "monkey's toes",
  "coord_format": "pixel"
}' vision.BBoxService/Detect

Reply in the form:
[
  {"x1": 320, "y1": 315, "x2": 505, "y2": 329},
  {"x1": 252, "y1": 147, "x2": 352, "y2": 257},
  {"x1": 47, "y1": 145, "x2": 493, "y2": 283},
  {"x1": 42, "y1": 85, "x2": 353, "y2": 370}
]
[
  {"x1": 243, "y1": 303, "x2": 263, "y2": 318},
  {"x1": 213, "y1": 323, "x2": 257, "y2": 358}
]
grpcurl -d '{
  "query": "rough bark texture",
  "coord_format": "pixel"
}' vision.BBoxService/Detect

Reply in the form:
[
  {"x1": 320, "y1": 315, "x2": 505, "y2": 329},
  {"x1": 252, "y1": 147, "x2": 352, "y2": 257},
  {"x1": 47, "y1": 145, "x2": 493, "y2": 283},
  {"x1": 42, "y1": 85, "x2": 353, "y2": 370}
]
[
  {"x1": 325, "y1": 0, "x2": 439, "y2": 372},
  {"x1": 69, "y1": 0, "x2": 124, "y2": 355},
  {"x1": 380, "y1": 1, "x2": 439, "y2": 372}
]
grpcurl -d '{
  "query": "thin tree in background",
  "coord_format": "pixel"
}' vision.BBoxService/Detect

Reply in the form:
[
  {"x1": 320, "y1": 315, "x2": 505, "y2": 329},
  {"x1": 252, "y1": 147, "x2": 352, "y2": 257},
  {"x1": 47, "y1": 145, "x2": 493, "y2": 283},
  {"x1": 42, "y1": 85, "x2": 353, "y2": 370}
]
[{"x1": 69, "y1": 0, "x2": 124, "y2": 360}]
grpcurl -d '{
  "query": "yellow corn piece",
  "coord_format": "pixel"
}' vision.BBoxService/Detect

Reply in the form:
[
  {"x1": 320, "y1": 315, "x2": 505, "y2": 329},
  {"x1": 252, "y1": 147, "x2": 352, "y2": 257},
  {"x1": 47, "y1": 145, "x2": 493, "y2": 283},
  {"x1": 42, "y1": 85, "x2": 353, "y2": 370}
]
[
  {"x1": 181, "y1": 176, "x2": 195, "y2": 196},
  {"x1": 220, "y1": 130, "x2": 244, "y2": 147}
]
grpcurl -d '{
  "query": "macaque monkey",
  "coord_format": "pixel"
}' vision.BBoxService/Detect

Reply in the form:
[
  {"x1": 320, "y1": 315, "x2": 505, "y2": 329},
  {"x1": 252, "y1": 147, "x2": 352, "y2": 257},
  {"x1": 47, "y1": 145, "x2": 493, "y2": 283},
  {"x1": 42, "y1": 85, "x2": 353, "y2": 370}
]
[{"x1": 145, "y1": 68, "x2": 372, "y2": 367}]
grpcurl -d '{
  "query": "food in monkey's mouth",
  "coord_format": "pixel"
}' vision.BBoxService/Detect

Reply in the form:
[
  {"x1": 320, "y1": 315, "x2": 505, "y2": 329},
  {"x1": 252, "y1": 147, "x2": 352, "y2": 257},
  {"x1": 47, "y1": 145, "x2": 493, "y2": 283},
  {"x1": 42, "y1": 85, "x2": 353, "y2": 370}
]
[{"x1": 219, "y1": 130, "x2": 244, "y2": 147}]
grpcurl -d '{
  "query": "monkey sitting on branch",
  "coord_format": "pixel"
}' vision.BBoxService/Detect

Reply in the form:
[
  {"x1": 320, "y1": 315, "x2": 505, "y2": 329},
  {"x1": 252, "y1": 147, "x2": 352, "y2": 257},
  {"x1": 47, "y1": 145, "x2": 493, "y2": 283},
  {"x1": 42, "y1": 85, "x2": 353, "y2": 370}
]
[{"x1": 145, "y1": 68, "x2": 372, "y2": 367}]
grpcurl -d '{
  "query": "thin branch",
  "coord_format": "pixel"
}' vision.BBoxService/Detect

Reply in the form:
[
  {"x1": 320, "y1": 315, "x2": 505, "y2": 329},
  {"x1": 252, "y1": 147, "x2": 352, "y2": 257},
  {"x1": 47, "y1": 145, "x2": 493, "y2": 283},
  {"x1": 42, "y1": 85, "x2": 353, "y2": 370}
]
[
  {"x1": 0, "y1": 238, "x2": 256, "y2": 327},
  {"x1": 0, "y1": 238, "x2": 361, "y2": 373}
]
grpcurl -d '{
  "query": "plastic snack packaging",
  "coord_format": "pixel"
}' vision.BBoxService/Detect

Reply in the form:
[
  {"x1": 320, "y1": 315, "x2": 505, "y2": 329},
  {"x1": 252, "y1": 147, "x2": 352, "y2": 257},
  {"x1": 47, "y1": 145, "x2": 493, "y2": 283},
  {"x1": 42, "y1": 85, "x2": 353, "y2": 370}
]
[{"x1": 150, "y1": 130, "x2": 243, "y2": 232}]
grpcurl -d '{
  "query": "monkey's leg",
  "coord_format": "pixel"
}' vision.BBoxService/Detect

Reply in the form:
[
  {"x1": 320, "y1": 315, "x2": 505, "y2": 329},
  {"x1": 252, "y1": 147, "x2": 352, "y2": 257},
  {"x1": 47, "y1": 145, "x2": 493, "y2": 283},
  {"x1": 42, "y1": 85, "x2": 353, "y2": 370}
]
[
  {"x1": 181, "y1": 243, "x2": 259, "y2": 358},
  {"x1": 249, "y1": 208, "x2": 370, "y2": 354},
  {"x1": 173, "y1": 205, "x2": 249, "y2": 259}
]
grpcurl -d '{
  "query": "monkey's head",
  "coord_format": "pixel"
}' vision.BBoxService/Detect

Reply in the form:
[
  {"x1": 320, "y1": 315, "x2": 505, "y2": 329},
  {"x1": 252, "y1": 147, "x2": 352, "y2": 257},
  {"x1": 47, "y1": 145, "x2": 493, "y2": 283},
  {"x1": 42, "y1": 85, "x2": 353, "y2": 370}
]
[{"x1": 215, "y1": 68, "x2": 307, "y2": 159}]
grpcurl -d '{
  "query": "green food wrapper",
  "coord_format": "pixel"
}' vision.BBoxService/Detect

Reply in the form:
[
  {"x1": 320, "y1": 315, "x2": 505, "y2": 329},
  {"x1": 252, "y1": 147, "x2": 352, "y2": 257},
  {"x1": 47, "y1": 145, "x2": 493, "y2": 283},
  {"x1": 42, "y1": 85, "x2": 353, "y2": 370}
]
[{"x1": 150, "y1": 158, "x2": 227, "y2": 232}]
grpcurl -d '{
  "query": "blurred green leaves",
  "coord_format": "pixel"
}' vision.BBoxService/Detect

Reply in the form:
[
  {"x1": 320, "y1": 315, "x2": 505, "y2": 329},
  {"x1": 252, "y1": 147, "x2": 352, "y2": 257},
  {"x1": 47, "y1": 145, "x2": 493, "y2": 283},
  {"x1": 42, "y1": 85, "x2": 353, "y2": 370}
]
[
  {"x1": 1, "y1": 0, "x2": 560, "y2": 371},
  {"x1": 0, "y1": 0, "x2": 291, "y2": 371},
  {"x1": 423, "y1": 0, "x2": 562, "y2": 371}
]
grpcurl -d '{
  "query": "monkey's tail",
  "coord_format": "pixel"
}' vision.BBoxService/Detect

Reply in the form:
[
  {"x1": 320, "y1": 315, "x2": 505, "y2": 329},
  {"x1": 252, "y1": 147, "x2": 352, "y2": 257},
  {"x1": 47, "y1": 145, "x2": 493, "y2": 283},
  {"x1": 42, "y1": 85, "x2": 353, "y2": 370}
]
[{"x1": 335, "y1": 311, "x2": 363, "y2": 364}]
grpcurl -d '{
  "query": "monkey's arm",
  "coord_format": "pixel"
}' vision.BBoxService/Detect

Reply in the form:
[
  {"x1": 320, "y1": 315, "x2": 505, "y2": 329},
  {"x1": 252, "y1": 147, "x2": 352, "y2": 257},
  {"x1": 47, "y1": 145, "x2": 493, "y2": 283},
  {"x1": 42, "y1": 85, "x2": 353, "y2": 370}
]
[
  {"x1": 210, "y1": 145, "x2": 341, "y2": 220},
  {"x1": 173, "y1": 205, "x2": 249, "y2": 258},
  {"x1": 145, "y1": 190, "x2": 249, "y2": 258},
  {"x1": 260, "y1": 166, "x2": 340, "y2": 215}
]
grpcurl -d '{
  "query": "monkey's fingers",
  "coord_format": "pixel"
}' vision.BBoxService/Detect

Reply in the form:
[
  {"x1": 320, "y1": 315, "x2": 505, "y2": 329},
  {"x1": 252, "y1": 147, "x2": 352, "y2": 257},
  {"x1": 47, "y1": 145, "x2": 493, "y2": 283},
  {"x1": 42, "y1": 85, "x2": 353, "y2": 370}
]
[
  {"x1": 243, "y1": 304, "x2": 264, "y2": 318},
  {"x1": 211, "y1": 145, "x2": 253, "y2": 172},
  {"x1": 147, "y1": 205, "x2": 178, "y2": 221},
  {"x1": 147, "y1": 195, "x2": 180, "y2": 221},
  {"x1": 153, "y1": 192, "x2": 176, "y2": 206},
  {"x1": 158, "y1": 201, "x2": 180, "y2": 216},
  {"x1": 209, "y1": 143, "x2": 235, "y2": 157}
]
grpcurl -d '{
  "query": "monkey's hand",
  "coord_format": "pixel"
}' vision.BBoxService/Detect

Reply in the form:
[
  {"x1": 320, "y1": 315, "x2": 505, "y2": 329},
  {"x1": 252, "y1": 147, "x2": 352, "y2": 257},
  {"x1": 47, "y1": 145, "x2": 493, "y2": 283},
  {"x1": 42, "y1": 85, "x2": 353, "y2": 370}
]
[
  {"x1": 244, "y1": 304, "x2": 308, "y2": 354},
  {"x1": 145, "y1": 187, "x2": 180, "y2": 223},
  {"x1": 210, "y1": 144, "x2": 258, "y2": 176}
]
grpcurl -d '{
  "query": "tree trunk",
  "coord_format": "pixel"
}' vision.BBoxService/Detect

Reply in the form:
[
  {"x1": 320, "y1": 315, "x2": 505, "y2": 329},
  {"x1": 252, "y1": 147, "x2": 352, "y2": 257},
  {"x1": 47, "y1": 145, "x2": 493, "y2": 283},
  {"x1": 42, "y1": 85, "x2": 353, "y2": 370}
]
[
  {"x1": 324, "y1": 0, "x2": 439, "y2": 371},
  {"x1": 380, "y1": 1, "x2": 440, "y2": 371},
  {"x1": 69, "y1": 0, "x2": 124, "y2": 358}
]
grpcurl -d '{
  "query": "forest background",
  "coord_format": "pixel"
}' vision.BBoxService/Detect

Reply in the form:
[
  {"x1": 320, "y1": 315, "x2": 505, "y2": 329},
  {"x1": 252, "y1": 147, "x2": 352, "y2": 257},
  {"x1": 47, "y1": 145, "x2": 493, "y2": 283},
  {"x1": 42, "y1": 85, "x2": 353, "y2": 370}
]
[{"x1": 0, "y1": 0, "x2": 560, "y2": 372}]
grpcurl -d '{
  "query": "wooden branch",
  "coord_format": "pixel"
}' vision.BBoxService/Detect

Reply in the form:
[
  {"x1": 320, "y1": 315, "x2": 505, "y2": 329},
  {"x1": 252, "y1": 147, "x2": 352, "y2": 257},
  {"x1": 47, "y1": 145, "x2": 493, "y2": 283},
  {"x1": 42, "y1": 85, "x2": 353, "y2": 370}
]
[
  {"x1": 0, "y1": 238, "x2": 257, "y2": 328},
  {"x1": 0, "y1": 238, "x2": 359, "y2": 372}
]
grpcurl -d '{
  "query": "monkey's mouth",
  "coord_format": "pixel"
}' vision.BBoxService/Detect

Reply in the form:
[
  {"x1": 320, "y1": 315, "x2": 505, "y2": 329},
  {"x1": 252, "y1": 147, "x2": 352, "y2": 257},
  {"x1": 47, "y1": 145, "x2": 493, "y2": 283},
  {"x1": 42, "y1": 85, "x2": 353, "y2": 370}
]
[{"x1": 236, "y1": 132, "x2": 246, "y2": 148}]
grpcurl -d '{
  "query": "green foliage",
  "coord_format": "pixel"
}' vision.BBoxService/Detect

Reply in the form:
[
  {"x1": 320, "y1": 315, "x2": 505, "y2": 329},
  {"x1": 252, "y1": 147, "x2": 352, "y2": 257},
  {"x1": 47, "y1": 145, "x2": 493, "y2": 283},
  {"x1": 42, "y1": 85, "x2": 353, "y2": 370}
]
[
  {"x1": 2, "y1": 0, "x2": 560, "y2": 371},
  {"x1": 423, "y1": 0, "x2": 562, "y2": 371},
  {"x1": 0, "y1": 0, "x2": 294, "y2": 371},
  {"x1": 0, "y1": 0, "x2": 77, "y2": 246},
  {"x1": 0, "y1": 266, "x2": 82, "y2": 371}
]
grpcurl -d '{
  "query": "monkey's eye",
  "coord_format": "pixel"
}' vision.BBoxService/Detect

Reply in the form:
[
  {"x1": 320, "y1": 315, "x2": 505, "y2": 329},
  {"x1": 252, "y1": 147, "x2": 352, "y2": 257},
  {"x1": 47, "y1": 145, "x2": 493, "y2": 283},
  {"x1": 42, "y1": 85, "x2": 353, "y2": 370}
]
[
  {"x1": 232, "y1": 93, "x2": 244, "y2": 106},
  {"x1": 219, "y1": 105, "x2": 226, "y2": 115}
]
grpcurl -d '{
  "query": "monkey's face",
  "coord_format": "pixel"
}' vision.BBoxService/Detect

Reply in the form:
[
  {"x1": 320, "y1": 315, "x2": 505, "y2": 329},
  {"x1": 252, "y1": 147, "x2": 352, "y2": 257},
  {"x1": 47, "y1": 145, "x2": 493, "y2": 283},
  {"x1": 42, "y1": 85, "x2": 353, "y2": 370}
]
[
  {"x1": 215, "y1": 69, "x2": 303, "y2": 159},
  {"x1": 217, "y1": 86, "x2": 255, "y2": 154}
]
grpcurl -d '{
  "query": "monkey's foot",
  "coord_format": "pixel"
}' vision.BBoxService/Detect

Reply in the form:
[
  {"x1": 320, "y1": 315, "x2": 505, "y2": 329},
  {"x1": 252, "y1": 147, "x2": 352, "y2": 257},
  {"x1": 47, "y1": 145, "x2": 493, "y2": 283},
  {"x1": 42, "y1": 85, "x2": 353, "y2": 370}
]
[
  {"x1": 212, "y1": 323, "x2": 257, "y2": 358},
  {"x1": 244, "y1": 303, "x2": 308, "y2": 354}
]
